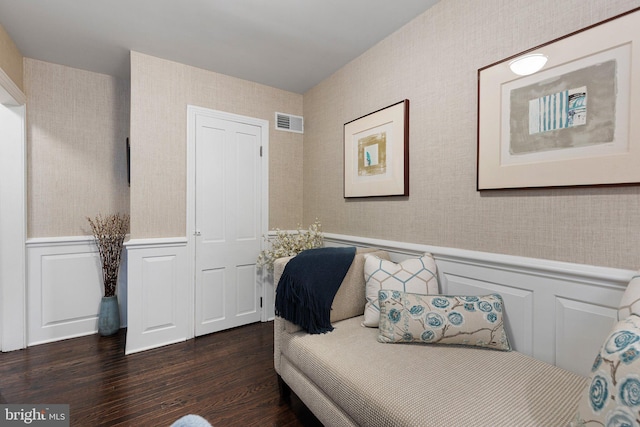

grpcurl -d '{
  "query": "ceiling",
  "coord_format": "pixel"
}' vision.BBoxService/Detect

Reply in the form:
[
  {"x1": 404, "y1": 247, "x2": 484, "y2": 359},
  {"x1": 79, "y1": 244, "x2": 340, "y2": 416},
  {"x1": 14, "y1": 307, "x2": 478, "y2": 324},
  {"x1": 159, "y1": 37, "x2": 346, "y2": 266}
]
[{"x1": 0, "y1": 0, "x2": 440, "y2": 94}]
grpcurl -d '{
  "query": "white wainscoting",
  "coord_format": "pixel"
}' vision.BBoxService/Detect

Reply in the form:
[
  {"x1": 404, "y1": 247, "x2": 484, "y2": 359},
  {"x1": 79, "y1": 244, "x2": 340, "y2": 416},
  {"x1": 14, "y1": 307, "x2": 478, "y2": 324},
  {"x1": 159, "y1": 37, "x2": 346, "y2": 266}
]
[
  {"x1": 125, "y1": 238, "x2": 190, "y2": 355},
  {"x1": 26, "y1": 236, "x2": 128, "y2": 346},
  {"x1": 323, "y1": 233, "x2": 634, "y2": 377}
]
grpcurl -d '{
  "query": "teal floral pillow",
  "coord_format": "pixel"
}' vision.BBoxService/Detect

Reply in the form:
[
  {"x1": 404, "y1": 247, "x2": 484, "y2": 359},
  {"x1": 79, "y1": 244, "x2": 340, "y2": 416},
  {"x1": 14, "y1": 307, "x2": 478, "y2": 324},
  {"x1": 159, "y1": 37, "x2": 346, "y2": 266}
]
[
  {"x1": 377, "y1": 290, "x2": 511, "y2": 351},
  {"x1": 571, "y1": 314, "x2": 640, "y2": 427}
]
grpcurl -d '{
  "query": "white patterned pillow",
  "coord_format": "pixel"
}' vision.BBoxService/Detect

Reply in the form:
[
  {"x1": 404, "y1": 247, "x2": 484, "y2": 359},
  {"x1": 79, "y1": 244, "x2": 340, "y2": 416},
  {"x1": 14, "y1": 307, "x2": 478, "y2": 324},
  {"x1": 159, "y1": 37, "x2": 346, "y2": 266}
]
[
  {"x1": 363, "y1": 254, "x2": 438, "y2": 327},
  {"x1": 571, "y1": 314, "x2": 640, "y2": 427},
  {"x1": 377, "y1": 290, "x2": 511, "y2": 351},
  {"x1": 618, "y1": 273, "x2": 640, "y2": 321}
]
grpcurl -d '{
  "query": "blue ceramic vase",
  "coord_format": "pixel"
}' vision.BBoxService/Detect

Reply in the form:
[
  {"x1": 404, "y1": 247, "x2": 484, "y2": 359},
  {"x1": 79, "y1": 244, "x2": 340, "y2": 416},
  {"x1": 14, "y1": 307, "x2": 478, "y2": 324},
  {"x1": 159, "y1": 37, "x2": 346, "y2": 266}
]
[{"x1": 98, "y1": 295, "x2": 120, "y2": 336}]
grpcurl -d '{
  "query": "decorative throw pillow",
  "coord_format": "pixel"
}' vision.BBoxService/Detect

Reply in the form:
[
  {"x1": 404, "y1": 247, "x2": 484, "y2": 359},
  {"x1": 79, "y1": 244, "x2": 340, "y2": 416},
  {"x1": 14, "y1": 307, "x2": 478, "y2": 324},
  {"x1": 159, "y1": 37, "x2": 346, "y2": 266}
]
[
  {"x1": 570, "y1": 314, "x2": 640, "y2": 427},
  {"x1": 377, "y1": 290, "x2": 512, "y2": 351},
  {"x1": 618, "y1": 273, "x2": 640, "y2": 321},
  {"x1": 363, "y1": 254, "x2": 438, "y2": 327}
]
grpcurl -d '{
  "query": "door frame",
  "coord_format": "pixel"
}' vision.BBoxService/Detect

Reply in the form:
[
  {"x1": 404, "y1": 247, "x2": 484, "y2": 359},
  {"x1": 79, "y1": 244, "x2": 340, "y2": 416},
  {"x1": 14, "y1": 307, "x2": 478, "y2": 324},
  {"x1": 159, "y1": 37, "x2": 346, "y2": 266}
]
[
  {"x1": 186, "y1": 105, "x2": 270, "y2": 338},
  {"x1": 0, "y1": 71, "x2": 27, "y2": 352}
]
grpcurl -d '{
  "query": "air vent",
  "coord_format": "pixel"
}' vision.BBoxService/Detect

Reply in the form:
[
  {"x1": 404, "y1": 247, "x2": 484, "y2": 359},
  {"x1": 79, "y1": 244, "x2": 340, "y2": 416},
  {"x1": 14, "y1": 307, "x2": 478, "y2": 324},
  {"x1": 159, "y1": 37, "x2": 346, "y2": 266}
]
[{"x1": 275, "y1": 112, "x2": 304, "y2": 134}]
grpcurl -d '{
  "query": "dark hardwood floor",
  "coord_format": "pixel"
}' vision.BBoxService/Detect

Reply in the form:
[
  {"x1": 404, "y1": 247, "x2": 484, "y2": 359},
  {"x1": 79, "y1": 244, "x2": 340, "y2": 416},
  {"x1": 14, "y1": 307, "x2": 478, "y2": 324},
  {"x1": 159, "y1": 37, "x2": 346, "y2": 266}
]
[{"x1": 0, "y1": 322, "x2": 322, "y2": 427}]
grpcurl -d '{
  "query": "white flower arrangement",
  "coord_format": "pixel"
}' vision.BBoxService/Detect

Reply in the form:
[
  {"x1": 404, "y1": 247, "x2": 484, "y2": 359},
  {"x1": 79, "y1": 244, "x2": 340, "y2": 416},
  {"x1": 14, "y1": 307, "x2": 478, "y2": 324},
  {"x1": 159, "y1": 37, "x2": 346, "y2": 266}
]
[{"x1": 257, "y1": 220, "x2": 323, "y2": 271}]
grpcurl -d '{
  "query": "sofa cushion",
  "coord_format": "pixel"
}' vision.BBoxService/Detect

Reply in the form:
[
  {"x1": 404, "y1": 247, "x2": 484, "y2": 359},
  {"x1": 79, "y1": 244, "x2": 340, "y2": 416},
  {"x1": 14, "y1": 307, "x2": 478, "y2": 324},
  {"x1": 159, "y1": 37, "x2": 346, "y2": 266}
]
[
  {"x1": 332, "y1": 249, "x2": 390, "y2": 322},
  {"x1": 279, "y1": 315, "x2": 586, "y2": 427},
  {"x1": 618, "y1": 273, "x2": 640, "y2": 321},
  {"x1": 377, "y1": 291, "x2": 511, "y2": 351},
  {"x1": 363, "y1": 253, "x2": 438, "y2": 327},
  {"x1": 571, "y1": 314, "x2": 640, "y2": 426}
]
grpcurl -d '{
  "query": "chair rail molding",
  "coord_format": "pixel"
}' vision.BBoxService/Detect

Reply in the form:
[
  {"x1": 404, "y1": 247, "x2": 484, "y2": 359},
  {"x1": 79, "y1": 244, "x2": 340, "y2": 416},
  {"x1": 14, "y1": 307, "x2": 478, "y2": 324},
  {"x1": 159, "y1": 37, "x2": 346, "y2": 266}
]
[{"x1": 322, "y1": 233, "x2": 633, "y2": 377}]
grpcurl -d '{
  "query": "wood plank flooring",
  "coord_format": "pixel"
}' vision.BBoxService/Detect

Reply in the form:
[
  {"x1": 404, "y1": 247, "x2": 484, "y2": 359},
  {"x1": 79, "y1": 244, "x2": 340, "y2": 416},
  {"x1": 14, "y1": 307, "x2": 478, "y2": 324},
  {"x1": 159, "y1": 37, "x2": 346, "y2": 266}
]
[{"x1": 0, "y1": 322, "x2": 322, "y2": 427}]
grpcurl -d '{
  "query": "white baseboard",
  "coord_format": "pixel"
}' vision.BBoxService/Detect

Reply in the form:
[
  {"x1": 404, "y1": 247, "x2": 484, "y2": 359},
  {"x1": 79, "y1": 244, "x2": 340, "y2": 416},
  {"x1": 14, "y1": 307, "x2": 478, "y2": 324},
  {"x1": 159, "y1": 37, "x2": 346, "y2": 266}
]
[
  {"x1": 26, "y1": 236, "x2": 128, "y2": 346},
  {"x1": 323, "y1": 233, "x2": 634, "y2": 377}
]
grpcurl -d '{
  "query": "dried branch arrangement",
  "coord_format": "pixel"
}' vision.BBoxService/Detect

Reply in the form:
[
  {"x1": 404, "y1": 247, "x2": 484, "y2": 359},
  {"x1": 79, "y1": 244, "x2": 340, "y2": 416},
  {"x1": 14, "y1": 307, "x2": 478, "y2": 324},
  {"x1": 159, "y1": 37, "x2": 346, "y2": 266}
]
[
  {"x1": 257, "y1": 219, "x2": 323, "y2": 271},
  {"x1": 87, "y1": 213, "x2": 130, "y2": 297}
]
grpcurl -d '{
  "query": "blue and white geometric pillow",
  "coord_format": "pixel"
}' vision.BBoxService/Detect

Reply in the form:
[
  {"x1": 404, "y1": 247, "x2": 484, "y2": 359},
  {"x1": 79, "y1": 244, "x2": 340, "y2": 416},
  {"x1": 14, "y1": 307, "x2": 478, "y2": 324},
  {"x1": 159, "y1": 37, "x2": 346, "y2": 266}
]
[
  {"x1": 571, "y1": 314, "x2": 640, "y2": 427},
  {"x1": 362, "y1": 254, "x2": 439, "y2": 327},
  {"x1": 377, "y1": 290, "x2": 511, "y2": 351}
]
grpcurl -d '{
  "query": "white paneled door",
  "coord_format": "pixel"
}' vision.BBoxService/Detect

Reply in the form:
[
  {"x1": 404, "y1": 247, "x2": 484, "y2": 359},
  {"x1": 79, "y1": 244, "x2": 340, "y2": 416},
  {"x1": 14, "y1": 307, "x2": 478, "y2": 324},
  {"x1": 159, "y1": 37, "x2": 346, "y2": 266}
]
[{"x1": 193, "y1": 111, "x2": 265, "y2": 336}]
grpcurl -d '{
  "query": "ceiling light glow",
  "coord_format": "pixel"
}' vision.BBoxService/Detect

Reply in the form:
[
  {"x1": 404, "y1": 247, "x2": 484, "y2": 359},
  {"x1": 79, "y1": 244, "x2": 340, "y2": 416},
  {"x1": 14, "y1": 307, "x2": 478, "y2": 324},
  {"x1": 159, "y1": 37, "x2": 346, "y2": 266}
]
[{"x1": 509, "y1": 53, "x2": 548, "y2": 76}]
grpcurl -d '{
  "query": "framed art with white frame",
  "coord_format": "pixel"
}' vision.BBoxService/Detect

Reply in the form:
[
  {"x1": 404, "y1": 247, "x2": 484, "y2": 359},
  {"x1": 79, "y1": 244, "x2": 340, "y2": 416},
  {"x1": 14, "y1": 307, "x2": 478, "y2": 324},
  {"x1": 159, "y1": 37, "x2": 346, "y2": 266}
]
[
  {"x1": 344, "y1": 100, "x2": 409, "y2": 198},
  {"x1": 477, "y1": 7, "x2": 640, "y2": 190}
]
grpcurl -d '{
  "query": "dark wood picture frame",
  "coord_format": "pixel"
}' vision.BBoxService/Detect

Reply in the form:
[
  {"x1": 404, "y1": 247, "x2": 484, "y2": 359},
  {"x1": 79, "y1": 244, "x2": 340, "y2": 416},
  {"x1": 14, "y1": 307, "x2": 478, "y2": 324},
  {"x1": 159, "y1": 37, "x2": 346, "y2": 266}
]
[
  {"x1": 343, "y1": 99, "x2": 409, "y2": 198},
  {"x1": 477, "y1": 7, "x2": 640, "y2": 191}
]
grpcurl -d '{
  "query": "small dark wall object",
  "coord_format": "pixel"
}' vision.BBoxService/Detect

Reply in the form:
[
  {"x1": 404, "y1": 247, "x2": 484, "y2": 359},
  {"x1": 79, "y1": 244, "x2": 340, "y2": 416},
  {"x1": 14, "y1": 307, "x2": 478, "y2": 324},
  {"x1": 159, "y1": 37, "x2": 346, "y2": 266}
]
[{"x1": 126, "y1": 137, "x2": 130, "y2": 186}]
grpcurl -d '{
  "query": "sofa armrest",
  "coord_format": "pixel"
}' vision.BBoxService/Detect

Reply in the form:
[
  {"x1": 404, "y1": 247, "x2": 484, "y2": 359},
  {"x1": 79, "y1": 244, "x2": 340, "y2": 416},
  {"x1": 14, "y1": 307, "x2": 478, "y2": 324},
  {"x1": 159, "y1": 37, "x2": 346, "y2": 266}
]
[
  {"x1": 274, "y1": 256, "x2": 303, "y2": 335},
  {"x1": 273, "y1": 316, "x2": 290, "y2": 375}
]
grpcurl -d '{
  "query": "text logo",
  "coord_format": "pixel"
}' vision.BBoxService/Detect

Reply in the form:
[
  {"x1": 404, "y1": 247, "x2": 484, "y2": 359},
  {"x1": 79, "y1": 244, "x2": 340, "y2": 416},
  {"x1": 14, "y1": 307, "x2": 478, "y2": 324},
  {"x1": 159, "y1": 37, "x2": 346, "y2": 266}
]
[{"x1": 0, "y1": 405, "x2": 69, "y2": 426}]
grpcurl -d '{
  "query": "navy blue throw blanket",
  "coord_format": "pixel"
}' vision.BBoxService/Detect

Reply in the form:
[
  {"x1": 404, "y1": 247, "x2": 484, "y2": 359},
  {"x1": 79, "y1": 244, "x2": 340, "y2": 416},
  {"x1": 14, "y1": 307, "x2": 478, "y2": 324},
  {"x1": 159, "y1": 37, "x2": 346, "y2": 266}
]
[{"x1": 275, "y1": 246, "x2": 356, "y2": 334}]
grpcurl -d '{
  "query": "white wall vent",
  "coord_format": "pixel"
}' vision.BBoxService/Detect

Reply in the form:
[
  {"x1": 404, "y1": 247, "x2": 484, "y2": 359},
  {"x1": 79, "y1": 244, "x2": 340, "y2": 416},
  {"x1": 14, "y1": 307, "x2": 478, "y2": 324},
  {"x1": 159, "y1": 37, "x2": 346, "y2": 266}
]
[{"x1": 275, "y1": 112, "x2": 304, "y2": 134}]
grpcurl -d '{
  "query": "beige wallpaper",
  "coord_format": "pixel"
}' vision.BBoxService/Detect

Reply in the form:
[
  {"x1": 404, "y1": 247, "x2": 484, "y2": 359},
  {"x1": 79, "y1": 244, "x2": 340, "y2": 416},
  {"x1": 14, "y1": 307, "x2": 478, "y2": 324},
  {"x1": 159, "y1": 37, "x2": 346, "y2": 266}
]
[
  {"x1": 129, "y1": 52, "x2": 303, "y2": 239},
  {"x1": 303, "y1": 0, "x2": 640, "y2": 270},
  {"x1": 25, "y1": 59, "x2": 130, "y2": 237},
  {"x1": 0, "y1": 23, "x2": 22, "y2": 91}
]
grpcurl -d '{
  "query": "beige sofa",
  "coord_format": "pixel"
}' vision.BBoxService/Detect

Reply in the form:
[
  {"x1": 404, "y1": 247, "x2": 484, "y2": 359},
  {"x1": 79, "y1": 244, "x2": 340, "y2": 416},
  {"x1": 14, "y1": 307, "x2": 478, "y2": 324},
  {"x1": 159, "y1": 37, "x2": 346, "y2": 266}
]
[{"x1": 273, "y1": 249, "x2": 588, "y2": 427}]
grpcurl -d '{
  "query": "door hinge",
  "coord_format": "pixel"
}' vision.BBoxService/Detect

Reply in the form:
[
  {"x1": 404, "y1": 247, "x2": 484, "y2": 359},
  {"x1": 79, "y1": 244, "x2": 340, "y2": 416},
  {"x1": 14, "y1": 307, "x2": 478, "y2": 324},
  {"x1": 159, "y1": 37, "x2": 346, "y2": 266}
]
[
  {"x1": 259, "y1": 146, "x2": 263, "y2": 157},
  {"x1": 260, "y1": 297, "x2": 263, "y2": 308}
]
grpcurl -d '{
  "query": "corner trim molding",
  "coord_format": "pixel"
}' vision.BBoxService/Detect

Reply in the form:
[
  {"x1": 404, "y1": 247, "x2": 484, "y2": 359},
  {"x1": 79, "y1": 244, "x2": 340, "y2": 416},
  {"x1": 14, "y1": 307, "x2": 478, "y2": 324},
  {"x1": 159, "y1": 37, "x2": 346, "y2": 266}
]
[{"x1": 0, "y1": 67, "x2": 25, "y2": 106}]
